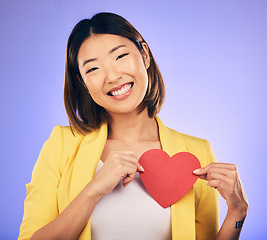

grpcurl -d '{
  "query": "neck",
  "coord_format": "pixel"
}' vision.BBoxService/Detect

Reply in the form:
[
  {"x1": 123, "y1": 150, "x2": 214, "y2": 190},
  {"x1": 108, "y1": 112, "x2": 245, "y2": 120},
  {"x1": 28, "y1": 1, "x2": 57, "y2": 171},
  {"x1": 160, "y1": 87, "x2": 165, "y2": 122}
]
[{"x1": 107, "y1": 109, "x2": 159, "y2": 143}]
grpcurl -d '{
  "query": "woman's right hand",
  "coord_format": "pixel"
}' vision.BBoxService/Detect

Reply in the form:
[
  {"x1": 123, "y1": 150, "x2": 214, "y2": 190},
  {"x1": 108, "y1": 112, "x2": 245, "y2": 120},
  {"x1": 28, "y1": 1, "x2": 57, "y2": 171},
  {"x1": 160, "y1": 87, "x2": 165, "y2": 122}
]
[
  {"x1": 90, "y1": 151, "x2": 144, "y2": 197},
  {"x1": 29, "y1": 151, "x2": 141, "y2": 240}
]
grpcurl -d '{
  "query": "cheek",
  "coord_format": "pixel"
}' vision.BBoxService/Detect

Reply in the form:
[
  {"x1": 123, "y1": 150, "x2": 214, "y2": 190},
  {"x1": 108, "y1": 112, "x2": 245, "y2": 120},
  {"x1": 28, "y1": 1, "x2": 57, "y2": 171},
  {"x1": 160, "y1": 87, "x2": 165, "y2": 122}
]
[
  {"x1": 84, "y1": 79, "x2": 101, "y2": 100},
  {"x1": 126, "y1": 57, "x2": 148, "y2": 79}
]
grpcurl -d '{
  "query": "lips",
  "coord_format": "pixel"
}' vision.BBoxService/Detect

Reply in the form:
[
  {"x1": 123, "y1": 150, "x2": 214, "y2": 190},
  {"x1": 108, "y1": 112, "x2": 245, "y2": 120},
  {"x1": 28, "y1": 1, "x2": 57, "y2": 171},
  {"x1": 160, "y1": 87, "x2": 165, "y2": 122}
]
[{"x1": 107, "y1": 82, "x2": 133, "y2": 97}]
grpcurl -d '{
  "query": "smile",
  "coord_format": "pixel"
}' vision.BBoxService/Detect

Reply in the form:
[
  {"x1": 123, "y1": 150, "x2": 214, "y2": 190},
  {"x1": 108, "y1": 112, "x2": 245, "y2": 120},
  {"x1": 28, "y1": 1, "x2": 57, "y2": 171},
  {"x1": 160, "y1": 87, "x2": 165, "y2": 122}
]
[{"x1": 108, "y1": 83, "x2": 133, "y2": 96}]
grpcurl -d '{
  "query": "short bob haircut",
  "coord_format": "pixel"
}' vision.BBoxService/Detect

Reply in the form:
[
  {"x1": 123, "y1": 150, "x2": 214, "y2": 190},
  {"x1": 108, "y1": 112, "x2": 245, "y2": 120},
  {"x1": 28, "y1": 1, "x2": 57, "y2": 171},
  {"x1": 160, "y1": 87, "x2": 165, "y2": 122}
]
[{"x1": 64, "y1": 12, "x2": 165, "y2": 135}]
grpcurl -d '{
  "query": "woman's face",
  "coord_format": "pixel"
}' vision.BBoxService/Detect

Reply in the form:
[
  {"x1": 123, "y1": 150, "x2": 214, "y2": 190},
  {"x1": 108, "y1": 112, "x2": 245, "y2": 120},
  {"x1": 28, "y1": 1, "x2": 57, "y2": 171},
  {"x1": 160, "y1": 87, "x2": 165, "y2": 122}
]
[{"x1": 78, "y1": 34, "x2": 150, "y2": 116}]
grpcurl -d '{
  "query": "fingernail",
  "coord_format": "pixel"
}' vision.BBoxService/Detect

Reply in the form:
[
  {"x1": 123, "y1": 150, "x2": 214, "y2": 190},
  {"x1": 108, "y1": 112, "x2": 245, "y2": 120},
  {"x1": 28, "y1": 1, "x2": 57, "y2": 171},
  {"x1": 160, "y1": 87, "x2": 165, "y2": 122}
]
[
  {"x1": 193, "y1": 169, "x2": 200, "y2": 174},
  {"x1": 123, "y1": 181, "x2": 130, "y2": 187},
  {"x1": 140, "y1": 165, "x2": 145, "y2": 172}
]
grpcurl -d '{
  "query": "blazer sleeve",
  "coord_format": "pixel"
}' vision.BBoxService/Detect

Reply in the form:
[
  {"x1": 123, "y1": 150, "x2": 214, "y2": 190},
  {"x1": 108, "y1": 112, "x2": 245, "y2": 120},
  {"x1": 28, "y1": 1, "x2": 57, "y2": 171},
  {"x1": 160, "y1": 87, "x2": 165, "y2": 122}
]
[
  {"x1": 195, "y1": 139, "x2": 220, "y2": 240},
  {"x1": 18, "y1": 126, "x2": 63, "y2": 240}
]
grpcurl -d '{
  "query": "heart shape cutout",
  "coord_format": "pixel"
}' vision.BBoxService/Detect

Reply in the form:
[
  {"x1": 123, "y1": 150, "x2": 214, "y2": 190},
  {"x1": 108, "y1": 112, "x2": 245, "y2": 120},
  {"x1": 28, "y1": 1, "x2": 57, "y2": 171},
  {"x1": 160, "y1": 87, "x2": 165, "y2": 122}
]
[{"x1": 139, "y1": 149, "x2": 201, "y2": 208}]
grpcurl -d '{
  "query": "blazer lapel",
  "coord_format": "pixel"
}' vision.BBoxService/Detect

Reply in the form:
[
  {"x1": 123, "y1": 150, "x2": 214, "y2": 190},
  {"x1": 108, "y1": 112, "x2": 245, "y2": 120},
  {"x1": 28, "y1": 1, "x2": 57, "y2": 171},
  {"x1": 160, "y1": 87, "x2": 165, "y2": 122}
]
[
  {"x1": 69, "y1": 123, "x2": 108, "y2": 240},
  {"x1": 156, "y1": 116, "x2": 196, "y2": 240},
  {"x1": 69, "y1": 123, "x2": 108, "y2": 201}
]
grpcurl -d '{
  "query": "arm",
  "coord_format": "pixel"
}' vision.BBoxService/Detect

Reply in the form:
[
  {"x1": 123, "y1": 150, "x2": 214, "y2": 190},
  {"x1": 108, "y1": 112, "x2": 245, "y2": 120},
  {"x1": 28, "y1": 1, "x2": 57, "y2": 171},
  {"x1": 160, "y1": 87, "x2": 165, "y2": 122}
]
[
  {"x1": 30, "y1": 150, "x2": 144, "y2": 240},
  {"x1": 18, "y1": 126, "x2": 143, "y2": 240},
  {"x1": 194, "y1": 163, "x2": 249, "y2": 240},
  {"x1": 30, "y1": 181, "x2": 101, "y2": 240}
]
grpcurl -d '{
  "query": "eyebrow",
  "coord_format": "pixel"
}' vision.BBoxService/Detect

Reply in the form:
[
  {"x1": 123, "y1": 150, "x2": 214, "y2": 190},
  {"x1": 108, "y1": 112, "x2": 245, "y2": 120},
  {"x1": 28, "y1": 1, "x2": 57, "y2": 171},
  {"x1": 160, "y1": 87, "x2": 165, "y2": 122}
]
[
  {"x1": 82, "y1": 44, "x2": 127, "y2": 67},
  {"x1": 83, "y1": 58, "x2": 97, "y2": 67},
  {"x1": 109, "y1": 44, "x2": 126, "y2": 54}
]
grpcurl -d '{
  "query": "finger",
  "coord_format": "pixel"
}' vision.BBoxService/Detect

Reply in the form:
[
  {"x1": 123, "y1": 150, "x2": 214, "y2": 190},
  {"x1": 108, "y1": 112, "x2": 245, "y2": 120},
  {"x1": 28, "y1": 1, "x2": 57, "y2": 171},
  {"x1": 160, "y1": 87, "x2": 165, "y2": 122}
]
[
  {"x1": 207, "y1": 179, "x2": 232, "y2": 194},
  {"x1": 207, "y1": 175, "x2": 237, "y2": 195},
  {"x1": 206, "y1": 171, "x2": 229, "y2": 181},
  {"x1": 119, "y1": 161, "x2": 144, "y2": 176},
  {"x1": 106, "y1": 153, "x2": 138, "y2": 172},
  {"x1": 115, "y1": 150, "x2": 137, "y2": 158},
  {"x1": 205, "y1": 171, "x2": 237, "y2": 188},
  {"x1": 196, "y1": 166, "x2": 237, "y2": 180},
  {"x1": 114, "y1": 151, "x2": 139, "y2": 165},
  {"x1": 123, "y1": 171, "x2": 137, "y2": 187},
  {"x1": 193, "y1": 163, "x2": 237, "y2": 176},
  {"x1": 108, "y1": 150, "x2": 137, "y2": 160},
  {"x1": 117, "y1": 150, "x2": 136, "y2": 155},
  {"x1": 121, "y1": 163, "x2": 144, "y2": 187},
  {"x1": 119, "y1": 160, "x2": 139, "y2": 185},
  {"x1": 197, "y1": 169, "x2": 234, "y2": 181},
  {"x1": 206, "y1": 179, "x2": 221, "y2": 189},
  {"x1": 123, "y1": 163, "x2": 145, "y2": 187},
  {"x1": 118, "y1": 153, "x2": 144, "y2": 172},
  {"x1": 137, "y1": 163, "x2": 145, "y2": 172},
  {"x1": 118, "y1": 160, "x2": 138, "y2": 176},
  {"x1": 123, "y1": 181, "x2": 130, "y2": 187}
]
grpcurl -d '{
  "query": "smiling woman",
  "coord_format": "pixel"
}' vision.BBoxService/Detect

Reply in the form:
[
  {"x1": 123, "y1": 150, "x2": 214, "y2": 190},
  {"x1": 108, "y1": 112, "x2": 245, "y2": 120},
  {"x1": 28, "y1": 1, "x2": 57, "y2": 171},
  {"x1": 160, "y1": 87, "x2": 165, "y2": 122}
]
[
  {"x1": 64, "y1": 13, "x2": 165, "y2": 134},
  {"x1": 18, "y1": 12, "x2": 248, "y2": 240}
]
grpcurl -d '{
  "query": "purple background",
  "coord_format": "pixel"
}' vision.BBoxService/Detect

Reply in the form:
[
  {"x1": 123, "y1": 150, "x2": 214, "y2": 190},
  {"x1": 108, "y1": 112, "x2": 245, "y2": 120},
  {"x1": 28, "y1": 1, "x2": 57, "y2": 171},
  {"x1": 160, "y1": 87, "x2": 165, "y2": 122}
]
[{"x1": 1, "y1": 1, "x2": 266, "y2": 239}]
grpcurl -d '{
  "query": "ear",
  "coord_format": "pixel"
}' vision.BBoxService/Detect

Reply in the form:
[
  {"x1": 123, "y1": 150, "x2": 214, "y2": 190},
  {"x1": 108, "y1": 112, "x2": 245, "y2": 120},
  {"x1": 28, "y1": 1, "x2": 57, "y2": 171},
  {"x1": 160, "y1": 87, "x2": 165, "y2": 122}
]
[{"x1": 141, "y1": 42, "x2": 151, "y2": 69}]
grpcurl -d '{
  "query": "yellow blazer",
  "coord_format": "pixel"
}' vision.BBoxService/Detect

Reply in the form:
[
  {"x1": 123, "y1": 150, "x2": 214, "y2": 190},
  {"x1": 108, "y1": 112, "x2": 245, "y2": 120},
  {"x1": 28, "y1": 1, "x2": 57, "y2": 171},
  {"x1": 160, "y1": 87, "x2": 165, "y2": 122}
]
[{"x1": 19, "y1": 116, "x2": 219, "y2": 240}]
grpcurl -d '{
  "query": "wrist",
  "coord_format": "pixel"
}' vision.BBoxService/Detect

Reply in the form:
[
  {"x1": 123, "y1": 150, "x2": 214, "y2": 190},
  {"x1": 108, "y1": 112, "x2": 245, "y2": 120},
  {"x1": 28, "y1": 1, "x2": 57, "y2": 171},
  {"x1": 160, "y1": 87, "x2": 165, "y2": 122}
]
[
  {"x1": 227, "y1": 201, "x2": 248, "y2": 220},
  {"x1": 86, "y1": 180, "x2": 104, "y2": 201}
]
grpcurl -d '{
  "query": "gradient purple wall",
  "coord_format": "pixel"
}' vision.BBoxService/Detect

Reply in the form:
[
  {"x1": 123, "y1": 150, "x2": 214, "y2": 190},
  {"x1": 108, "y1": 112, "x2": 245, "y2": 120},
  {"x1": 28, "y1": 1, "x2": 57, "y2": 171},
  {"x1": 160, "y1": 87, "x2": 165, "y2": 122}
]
[{"x1": 1, "y1": 1, "x2": 266, "y2": 239}]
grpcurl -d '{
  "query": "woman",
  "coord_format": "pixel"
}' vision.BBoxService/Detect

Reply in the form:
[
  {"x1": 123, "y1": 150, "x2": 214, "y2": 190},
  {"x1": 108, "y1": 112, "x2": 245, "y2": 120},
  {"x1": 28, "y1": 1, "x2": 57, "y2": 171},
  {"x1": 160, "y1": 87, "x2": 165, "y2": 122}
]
[{"x1": 19, "y1": 12, "x2": 248, "y2": 240}]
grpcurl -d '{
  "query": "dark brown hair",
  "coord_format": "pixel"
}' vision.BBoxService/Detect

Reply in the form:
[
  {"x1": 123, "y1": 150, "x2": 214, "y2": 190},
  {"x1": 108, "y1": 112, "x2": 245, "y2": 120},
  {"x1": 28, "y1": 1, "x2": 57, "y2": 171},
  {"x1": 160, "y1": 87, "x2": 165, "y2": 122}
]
[{"x1": 64, "y1": 12, "x2": 165, "y2": 135}]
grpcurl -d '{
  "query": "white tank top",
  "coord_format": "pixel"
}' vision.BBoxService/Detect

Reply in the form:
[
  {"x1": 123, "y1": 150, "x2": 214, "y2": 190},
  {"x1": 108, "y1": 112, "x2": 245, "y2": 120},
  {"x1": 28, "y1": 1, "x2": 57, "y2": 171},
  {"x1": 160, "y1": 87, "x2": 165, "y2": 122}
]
[{"x1": 91, "y1": 160, "x2": 172, "y2": 240}]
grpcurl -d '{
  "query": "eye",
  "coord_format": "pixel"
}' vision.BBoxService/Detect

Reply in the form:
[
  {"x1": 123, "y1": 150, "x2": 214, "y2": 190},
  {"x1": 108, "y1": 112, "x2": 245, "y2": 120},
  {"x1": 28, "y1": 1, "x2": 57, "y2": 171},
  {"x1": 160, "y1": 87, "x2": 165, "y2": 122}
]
[
  {"x1": 116, "y1": 53, "x2": 129, "y2": 60},
  {"x1": 86, "y1": 67, "x2": 99, "y2": 74}
]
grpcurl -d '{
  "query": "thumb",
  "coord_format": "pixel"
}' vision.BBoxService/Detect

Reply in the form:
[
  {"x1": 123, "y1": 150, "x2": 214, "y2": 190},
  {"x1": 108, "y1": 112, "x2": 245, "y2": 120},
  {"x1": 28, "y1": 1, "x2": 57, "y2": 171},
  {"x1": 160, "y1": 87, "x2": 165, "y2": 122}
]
[
  {"x1": 137, "y1": 163, "x2": 145, "y2": 173},
  {"x1": 193, "y1": 166, "x2": 209, "y2": 180}
]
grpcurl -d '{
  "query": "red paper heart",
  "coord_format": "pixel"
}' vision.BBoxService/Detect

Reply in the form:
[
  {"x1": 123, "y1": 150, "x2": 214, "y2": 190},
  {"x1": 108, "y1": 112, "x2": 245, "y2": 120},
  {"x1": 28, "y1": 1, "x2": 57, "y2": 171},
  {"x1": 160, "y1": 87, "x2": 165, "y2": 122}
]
[{"x1": 139, "y1": 149, "x2": 201, "y2": 208}]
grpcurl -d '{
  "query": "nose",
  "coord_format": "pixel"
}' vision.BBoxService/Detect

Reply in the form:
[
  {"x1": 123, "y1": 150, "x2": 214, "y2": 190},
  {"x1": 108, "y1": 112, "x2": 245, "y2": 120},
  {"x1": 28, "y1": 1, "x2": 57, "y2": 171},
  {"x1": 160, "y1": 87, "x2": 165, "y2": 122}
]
[{"x1": 105, "y1": 64, "x2": 122, "y2": 83}]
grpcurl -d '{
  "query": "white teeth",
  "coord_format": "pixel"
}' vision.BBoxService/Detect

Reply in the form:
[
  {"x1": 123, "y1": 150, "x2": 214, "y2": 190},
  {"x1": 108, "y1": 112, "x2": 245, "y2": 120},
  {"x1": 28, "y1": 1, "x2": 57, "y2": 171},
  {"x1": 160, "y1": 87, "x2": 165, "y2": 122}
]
[{"x1": 110, "y1": 84, "x2": 132, "y2": 96}]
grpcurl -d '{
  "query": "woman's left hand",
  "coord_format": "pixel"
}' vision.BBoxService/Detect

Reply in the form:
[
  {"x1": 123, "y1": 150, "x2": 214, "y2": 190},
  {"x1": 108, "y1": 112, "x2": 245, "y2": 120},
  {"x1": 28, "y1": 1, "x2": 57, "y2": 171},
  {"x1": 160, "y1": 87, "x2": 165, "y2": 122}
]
[{"x1": 193, "y1": 162, "x2": 248, "y2": 217}]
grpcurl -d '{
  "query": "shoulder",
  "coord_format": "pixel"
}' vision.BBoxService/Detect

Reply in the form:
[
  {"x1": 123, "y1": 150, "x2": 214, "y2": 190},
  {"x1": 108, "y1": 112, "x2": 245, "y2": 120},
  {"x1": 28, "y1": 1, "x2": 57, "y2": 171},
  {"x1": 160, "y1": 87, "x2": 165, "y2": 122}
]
[
  {"x1": 49, "y1": 125, "x2": 83, "y2": 140},
  {"x1": 47, "y1": 124, "x2": 107, "y2": 159},
  {"x1": 44, "y1": 125, "x2": 85, "y2": 161},
  {"x1": 174, "y1": 129, "x2": 209, "y2": 151},
  {"x1": 156, "y1": 116, "x2": 215, "y2": 165},
  {"x1": 165, "y1": 126, "x2": 216, "y2": 166},
  {"x1": 165, "y1": 124, "x2": 209, "y2": 148},
  {"x1": 47, "y1": 125, "x2": 85, "y2": 146}
]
